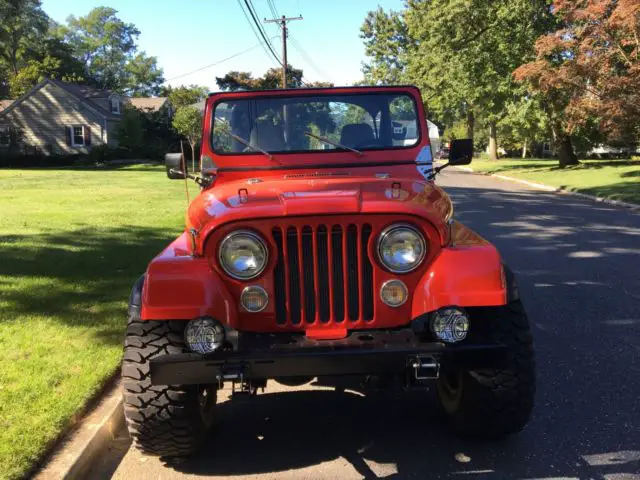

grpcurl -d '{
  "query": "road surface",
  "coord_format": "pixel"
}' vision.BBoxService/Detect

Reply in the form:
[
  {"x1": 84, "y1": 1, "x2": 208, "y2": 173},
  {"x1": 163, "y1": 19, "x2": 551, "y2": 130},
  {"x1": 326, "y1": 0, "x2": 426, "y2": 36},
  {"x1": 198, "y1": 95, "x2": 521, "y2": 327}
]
[{"x1": 97, "y1": 168, "x2": 640, "y2": 479}]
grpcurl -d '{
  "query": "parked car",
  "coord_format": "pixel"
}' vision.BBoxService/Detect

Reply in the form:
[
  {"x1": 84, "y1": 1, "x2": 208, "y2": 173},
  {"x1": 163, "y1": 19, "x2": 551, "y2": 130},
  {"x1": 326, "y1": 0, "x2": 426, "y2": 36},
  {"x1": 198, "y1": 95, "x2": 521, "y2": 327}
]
[
  {"x1": 436, "y1": 145, "x2": 450, "y2": 159},
  {"x1": 122, "y1": 85, "x2": 536, "y2": 457}
]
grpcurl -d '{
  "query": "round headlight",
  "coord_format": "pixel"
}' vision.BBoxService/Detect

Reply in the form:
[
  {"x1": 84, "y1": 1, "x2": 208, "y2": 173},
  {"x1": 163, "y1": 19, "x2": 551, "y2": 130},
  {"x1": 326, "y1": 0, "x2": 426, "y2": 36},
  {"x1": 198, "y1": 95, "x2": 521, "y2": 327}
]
[
  {"x1": 219, "y1": 230, "x2": 268, "y2": 280},
  {"x1": 377, "y1": 224, "x2": 426, "y2": 273},
  {"x1": 184, "y1": 317, "x2": 225, "y2": 354}
]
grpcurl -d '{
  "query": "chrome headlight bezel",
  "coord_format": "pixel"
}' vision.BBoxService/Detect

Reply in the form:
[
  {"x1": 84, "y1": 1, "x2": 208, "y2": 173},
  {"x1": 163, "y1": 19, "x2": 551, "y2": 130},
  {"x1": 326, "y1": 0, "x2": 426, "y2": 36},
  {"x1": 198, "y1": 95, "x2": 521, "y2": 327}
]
[
  {"x1": 218, "y1": 229, "x2": 268, "y2": 280},
  {"x1": 377, "y1": 223, "x2": 427, "y2": 274}
]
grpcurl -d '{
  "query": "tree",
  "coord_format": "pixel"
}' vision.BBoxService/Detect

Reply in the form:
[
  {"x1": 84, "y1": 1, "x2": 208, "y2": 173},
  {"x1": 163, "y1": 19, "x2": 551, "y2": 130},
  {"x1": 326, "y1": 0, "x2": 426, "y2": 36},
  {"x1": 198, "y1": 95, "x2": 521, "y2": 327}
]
[
  {"x1": 8, "y1": 36, "x2": 84, "y2": 97},
  {"x1": 123, "y1": 52, "x2": 164, "y2": 97},
  {"x1": 172, "y1": 106, "x2": 202, "y2": 172},
  {"x1": 0, "y1": 0, "x2": 48, "y2": 74},
  {"x1": 114, "y1": 104, "x2": 145, "y2": 153},
  {"x1": 515, "y1": 0, "x2": 640, "y2": 166},
  {"x1": 59, "y1": 7, "x2": 163, "y2": 95},
  {"x1": 360, "y1": 8, "x2": 408, "y2": 84},
  {"x1": 215, "y1": 66, "x2": 305, "y2": 91},
  {"x1": 404, "y1": 0, "x2": 553, "y2": 160},
  {"x1": 161, "y1": 84, "x2": 208, "y2": 108}
]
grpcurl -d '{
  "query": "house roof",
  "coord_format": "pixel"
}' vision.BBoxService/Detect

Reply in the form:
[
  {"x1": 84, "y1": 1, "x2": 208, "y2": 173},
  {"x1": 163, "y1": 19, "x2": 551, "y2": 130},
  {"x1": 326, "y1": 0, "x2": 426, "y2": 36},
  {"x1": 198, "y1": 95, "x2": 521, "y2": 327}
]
[
  {"x1": 0, "y1": 99, "x2": 13, "y2": 113},
  {"x1": 48, "y1": 79, "x2": 119, "y2": 119},
  {"x1": 129, "y1": 97, "x2": 168, "y2": 112},
  {"x1": 0, "y1": 78, "x2": 121, "y2": 120}
]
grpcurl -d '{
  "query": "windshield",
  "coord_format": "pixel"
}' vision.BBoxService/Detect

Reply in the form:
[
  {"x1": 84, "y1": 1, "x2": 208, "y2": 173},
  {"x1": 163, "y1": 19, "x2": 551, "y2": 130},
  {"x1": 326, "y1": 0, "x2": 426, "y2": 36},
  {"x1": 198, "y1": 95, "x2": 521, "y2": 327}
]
[{"x1": 211, "y1": 93, "x2": 420, "y2": 155}]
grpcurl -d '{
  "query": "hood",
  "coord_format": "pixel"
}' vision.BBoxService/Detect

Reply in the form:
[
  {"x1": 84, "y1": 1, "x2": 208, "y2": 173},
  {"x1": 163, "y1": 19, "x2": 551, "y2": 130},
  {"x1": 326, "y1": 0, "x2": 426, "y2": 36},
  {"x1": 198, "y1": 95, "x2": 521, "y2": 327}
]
[{"x1": 188, "y1": 175, "x2": 453, "y2": 251}]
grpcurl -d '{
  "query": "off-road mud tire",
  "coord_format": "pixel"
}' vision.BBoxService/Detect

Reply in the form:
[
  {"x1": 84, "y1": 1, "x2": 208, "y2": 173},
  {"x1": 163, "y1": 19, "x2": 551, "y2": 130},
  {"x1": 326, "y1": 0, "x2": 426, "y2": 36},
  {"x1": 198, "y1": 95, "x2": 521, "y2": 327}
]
[
  {"x1": 122, "y1": 317, "x2": 216, "y2": 457},
  {"x1": 437, "y1": 300, "x2": 536, "y2": 438}
]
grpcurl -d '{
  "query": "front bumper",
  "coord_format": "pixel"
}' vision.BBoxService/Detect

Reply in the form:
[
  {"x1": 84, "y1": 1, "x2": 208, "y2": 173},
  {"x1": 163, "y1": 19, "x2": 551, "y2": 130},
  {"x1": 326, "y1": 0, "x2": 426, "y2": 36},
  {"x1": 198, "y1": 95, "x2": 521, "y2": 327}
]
[{"x1": 150, "y1": 329, "x2": 506, "y2": 386}]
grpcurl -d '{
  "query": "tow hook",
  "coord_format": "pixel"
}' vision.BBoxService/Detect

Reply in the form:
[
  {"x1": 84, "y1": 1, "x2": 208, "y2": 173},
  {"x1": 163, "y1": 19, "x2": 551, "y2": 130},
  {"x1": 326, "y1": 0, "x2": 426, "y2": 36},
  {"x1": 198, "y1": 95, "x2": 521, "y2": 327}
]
[{"x1": 409, "y1": 355, "x2": 440, "y2": 380}]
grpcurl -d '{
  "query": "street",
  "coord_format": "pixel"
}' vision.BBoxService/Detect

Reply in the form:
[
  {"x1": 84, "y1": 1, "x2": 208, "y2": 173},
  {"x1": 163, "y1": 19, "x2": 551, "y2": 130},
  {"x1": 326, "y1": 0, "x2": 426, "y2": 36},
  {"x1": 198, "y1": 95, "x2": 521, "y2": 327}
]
[{"x1": 98, "y1": 169, "x2": 640, "y2": 479}]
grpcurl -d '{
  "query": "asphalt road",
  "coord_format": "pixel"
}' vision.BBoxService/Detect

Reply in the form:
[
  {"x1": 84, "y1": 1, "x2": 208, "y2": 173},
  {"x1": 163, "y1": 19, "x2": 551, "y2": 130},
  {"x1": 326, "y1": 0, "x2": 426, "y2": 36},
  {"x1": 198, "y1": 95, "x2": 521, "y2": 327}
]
[{"x1": 98, "y1": 169, "x2": 640, "y2": 480}]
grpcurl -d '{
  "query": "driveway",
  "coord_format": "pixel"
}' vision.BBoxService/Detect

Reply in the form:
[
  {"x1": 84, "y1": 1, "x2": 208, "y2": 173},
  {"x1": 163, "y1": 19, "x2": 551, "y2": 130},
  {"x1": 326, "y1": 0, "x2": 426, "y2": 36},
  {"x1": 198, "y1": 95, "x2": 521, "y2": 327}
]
[{"x1": 97, "y1": 168, "x2": 640, "y2": 479}]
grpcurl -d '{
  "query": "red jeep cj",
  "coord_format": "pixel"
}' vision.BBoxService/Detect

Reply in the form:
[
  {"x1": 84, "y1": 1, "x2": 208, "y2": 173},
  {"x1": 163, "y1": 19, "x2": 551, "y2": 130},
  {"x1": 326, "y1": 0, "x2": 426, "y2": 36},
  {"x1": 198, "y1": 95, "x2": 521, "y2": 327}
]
[{"x1": 123, "y1": 85, "x2": 535, "y2": 457}]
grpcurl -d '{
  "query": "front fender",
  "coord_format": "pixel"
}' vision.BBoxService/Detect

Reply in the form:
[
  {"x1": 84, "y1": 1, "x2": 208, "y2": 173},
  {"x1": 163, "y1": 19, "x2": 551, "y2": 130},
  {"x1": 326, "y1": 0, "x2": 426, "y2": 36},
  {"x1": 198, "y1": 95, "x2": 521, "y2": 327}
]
[
  {"x1": 411, "y1": 243, "x2": 507, "y2": 316},
  {"x1": 140, "y1": 232, "x2": 238, "y2": 325}
]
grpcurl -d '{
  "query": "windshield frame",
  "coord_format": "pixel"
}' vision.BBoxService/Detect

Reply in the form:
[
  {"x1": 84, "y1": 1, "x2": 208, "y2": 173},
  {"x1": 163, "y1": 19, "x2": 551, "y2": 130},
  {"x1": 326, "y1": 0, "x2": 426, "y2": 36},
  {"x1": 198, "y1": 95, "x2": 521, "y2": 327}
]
[{"x1": 209, "y1": 91, "x2": 423, "y2": 157}]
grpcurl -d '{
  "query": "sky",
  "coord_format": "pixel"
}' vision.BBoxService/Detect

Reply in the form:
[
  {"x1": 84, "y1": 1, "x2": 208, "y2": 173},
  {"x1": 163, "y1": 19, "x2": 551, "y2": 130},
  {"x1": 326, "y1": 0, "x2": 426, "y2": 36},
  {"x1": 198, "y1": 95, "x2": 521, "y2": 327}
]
[{"x1": 41, "y1": 0, "x2": 405, "y2": 91}]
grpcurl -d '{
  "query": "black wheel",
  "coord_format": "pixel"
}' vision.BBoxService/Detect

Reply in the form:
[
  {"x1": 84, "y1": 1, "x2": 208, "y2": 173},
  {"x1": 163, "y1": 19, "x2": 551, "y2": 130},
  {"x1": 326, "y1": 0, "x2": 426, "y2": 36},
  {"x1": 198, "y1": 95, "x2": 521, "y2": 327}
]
[
  {"x1": 122, "y1": 317, "x2": 217, "y2": 457},
  {"x1": 437, "y1": 300, "x2": 536, "y2": 438}
]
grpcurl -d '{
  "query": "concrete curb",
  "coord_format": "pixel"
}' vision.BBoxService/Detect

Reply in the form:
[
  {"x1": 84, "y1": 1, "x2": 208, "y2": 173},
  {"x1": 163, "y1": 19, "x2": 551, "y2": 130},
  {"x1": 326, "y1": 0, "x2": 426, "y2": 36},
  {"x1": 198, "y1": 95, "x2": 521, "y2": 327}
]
[
  {"x1": 34, "y1": 380, "x2": 125, "y2": 480},
  {"x1": 454, "y1": 166, "x2": 640, "y2": 211}
]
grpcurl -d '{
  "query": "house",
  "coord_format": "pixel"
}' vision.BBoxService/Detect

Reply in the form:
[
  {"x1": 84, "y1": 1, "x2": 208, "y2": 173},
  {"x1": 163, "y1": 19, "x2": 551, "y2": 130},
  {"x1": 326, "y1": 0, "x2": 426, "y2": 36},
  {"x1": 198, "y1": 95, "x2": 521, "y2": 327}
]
[{"x1": 0, "y1": 78, "x2": 170, "y2": 156}]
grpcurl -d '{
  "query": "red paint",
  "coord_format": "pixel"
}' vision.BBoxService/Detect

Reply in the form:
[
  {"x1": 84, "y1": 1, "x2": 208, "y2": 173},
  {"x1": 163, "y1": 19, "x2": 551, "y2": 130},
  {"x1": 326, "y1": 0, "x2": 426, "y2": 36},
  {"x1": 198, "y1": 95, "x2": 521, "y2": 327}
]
[{"x1": 140, "y1": 86, "x2": 507, "y2": 331}]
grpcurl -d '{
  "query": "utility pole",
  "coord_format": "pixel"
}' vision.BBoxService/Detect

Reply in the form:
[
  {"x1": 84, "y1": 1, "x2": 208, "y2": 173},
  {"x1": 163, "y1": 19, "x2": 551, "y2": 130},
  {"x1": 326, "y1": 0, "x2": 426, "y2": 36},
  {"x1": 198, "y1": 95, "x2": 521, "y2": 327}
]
[{"x1": 264, "y1": 15, "x2": 303, "y2": 88}]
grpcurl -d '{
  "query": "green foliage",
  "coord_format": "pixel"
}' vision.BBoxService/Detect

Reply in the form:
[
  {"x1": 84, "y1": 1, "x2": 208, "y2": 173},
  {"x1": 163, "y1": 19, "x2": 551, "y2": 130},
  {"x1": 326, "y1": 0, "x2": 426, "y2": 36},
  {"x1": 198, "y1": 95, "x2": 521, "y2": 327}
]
[
  {"x1": 114, "y1": 105, "x2": 145, "y2": 153},
  {"x1": 58, "y1": 7, "x2": 163, "y2": 95},
  {"x1": 172, "y1": 106, "x2": 202, "y2": 145},
  {"x1": 360, "y1": 8, "x2": 408, "y2": 84},
  {"x1": 0, "y1": 0, "x2": 48, "y2": 74},
  {"x1": 215, "y1": 66, "x2": 305, "y2": 91},
  {"x1": 161, "y1": 84, "x2": 208, "y2": 109}
]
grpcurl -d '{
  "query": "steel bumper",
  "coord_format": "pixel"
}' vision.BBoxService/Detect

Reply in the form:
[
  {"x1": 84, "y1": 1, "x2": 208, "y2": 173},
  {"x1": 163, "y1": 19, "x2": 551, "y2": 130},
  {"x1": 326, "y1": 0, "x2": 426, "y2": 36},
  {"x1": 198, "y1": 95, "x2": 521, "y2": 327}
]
[{"x1": 149, "y1": 330, "x2": 507, "y2": 386}]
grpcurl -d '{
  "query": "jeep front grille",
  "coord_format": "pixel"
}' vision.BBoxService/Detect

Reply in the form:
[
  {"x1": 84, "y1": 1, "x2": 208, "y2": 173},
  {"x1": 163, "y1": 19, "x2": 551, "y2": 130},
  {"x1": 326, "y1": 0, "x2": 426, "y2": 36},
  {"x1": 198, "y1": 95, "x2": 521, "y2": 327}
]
[{"x1": 272, "y1": 223, "x2": 374, "y2": 325}]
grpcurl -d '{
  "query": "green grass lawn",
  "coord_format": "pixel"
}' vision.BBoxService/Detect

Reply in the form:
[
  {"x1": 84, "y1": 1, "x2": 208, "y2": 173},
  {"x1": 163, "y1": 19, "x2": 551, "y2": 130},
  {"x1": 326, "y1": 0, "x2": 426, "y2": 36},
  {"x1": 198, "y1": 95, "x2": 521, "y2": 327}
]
[
  {"x1": 0, "y1": 165, "x2": 188, "y2": 479},
  {"x1": 466, "y1": 157, "x2": 640, "y2": 204}
]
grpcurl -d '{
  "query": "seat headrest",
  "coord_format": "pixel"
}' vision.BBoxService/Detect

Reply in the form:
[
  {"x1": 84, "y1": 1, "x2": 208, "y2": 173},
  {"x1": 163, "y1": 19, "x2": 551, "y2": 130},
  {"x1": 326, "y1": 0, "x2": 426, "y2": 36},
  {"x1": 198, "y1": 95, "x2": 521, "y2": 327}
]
[
  {"x1": 249, "y1": 121, "x2": 285, "y2": 152},
  {"x1": 339, "y1": 123, "x2": 375, "y2": 148}
]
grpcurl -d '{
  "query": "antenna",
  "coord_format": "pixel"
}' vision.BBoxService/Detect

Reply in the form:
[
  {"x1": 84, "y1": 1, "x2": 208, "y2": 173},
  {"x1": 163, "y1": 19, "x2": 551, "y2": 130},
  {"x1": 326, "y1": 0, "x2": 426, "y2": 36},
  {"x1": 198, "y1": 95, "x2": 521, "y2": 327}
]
[{"x1": 180, "y1": 141, "x2": 191, "y2": 207}]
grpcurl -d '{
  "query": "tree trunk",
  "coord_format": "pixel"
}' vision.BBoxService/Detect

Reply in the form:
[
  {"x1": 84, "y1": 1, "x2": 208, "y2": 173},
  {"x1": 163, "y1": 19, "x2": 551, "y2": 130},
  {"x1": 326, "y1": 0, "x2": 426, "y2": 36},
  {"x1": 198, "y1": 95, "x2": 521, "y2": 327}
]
[
  {"x1": 466, "y1": 109, "x2": 474, "y2": 140},
  {"x1": 488, "y1": 121, "x2": 498, "y2": 161},
  {"x1": 190, "y1": 142, "x2": 196, "y2": 173},
  {"x1": 552, "y1": 123, "x2": 579, "y2": 168},
  {"x1": 522, "y1": 140, "x2": 528, "y2": 158}
]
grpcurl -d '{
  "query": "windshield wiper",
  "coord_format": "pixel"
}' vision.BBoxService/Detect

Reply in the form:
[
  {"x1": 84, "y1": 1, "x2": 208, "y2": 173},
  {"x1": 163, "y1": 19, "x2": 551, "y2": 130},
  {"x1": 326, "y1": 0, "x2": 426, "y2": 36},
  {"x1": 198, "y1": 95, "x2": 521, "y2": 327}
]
[
  {"x1": 304, "y1": 131, "x2": 363, "y2": 157},
  {"x1": 215, "y1": 117, "x2": 275, "y2": 161}
]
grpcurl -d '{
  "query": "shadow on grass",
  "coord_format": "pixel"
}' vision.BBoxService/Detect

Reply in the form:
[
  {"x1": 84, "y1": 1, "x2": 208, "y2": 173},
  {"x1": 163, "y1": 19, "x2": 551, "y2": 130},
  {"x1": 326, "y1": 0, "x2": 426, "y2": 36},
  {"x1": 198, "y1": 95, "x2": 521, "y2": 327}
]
[
  {"x1": 0, "y1": 226, "x2": 178, "y2": 345},
  {"x1": 575, "y1": 181, "x2": 640, "y2": 203}
]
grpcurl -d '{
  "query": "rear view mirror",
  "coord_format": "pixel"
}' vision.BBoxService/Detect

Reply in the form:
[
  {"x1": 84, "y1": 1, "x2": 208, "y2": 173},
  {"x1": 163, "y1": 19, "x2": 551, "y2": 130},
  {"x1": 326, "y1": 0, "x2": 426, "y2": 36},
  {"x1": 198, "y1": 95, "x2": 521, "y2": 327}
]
[
  {"x1": 165, "y1": 153, "x2": 187, "y2": 179},
  {"x1": 448, "y1": 139, "x2": 473, "y2": 165}
]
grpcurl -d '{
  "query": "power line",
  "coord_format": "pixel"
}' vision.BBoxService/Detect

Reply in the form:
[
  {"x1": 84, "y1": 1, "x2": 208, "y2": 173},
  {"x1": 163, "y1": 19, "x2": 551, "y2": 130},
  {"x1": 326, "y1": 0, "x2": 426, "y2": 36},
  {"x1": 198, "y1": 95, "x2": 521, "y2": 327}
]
[
  {"x1": 289, "y1": 35, "x2": 334, "y2": 84},
  {"x1": 236, "y1": 0, "x2": 279, "y2": 63},
  {"x1": 166, "y1": 41, "x2": 267, "y2": 81},
  {"x1": 266, "y1": 0, "x2": 279, "y2": 19},
  {"x1": 244, "y1": 0, "x2": 283, "y2": 65}
]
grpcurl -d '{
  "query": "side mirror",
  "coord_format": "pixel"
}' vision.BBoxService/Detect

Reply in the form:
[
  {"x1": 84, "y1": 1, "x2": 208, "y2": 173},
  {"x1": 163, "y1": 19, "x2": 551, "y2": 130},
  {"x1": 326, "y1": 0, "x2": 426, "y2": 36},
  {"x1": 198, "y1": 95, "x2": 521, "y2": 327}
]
[
  {"x1": 165, "y1": 152, "x2": 186, "y2": 179},
  {"x1": 448, "y1": 139, "x2": 473, "y2": 165}
]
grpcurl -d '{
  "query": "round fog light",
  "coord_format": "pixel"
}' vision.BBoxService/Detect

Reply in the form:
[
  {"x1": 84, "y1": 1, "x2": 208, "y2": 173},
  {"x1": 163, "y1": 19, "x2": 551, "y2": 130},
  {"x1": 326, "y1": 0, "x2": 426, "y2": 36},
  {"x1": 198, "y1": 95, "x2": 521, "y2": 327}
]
[
  {"x1": 380, "y1": 279, "x2": 408, "y2": 307},
  {"x1": 431, "y1": 308, "x2": 469, "y2": 343},
  {"x1": 241, "y1": 285, "x2": 269, "y2": 312},
  {"x1": 184, "y1": 317, "x2": 225, "y2": 354}
]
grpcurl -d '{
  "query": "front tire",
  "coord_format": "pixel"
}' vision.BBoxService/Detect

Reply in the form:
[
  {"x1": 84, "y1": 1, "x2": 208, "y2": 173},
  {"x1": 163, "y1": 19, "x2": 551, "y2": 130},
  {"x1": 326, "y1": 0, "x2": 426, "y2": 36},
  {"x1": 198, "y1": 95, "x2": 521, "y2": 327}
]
[
  {"x1": 122, "y1": 318, "x2": 216, "y2": 457},
  {"x1": 437, "y1": 300, "x2": 536, "y2": 438}
]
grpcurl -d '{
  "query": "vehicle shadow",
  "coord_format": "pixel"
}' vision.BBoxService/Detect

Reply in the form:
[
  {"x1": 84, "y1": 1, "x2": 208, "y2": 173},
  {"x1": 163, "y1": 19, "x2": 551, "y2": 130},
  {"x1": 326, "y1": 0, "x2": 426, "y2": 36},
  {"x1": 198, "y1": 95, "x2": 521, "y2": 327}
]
[{"x1": 164, "y1": 172, "x2": 640, "y2": 479}]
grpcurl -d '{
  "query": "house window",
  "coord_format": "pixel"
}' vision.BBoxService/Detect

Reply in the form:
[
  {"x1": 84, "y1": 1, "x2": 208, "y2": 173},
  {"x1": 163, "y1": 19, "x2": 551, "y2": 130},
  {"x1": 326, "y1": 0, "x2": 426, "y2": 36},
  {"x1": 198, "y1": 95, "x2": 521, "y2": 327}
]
[
  {"x1": 71, "y1": 126, "x2": 85, "y2": 146},
  {"x1": 110, "y1": 98, "x2": 120, "y2": 114},
  {"x1": 0, "y1": 126, "x2": 9, "y2": 146}
]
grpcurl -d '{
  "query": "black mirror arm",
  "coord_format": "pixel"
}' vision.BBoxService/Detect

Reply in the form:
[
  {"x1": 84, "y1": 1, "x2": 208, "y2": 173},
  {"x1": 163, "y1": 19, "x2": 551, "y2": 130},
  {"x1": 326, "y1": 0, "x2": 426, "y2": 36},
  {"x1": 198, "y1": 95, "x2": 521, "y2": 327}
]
[
  {"x1": 170, "y1": 169, "x2": 215, "y2": 188},
  {"x1": 426, "y1": 162, "x2": 450, "y2": 180}
]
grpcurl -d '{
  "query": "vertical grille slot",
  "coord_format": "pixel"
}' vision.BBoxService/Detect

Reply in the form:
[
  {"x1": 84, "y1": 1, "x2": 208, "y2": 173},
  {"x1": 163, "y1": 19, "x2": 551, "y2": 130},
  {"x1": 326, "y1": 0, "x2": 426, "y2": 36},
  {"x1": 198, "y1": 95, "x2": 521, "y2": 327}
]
[
  {"x1": 361, "y1": 224, "x2": 374, "y2": 321},
  {"x1": 286, "y1": 227, "x2": 302, "y2": 324},
  {"x1": 273, "y1": 228, "x2": 287, "y2": 324},
  {"x1": 316, "y1": 226, "x2": 330, "y2": 322},
  {"x1": 301, "y1": 226, "x2": 316, "y2": 322},
  {"x1": 331, "y1": 225, "x2": 345, "y2": 322},
  {"x1": 346, "y1": 224, "x2": 359, "y2": 321}
]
